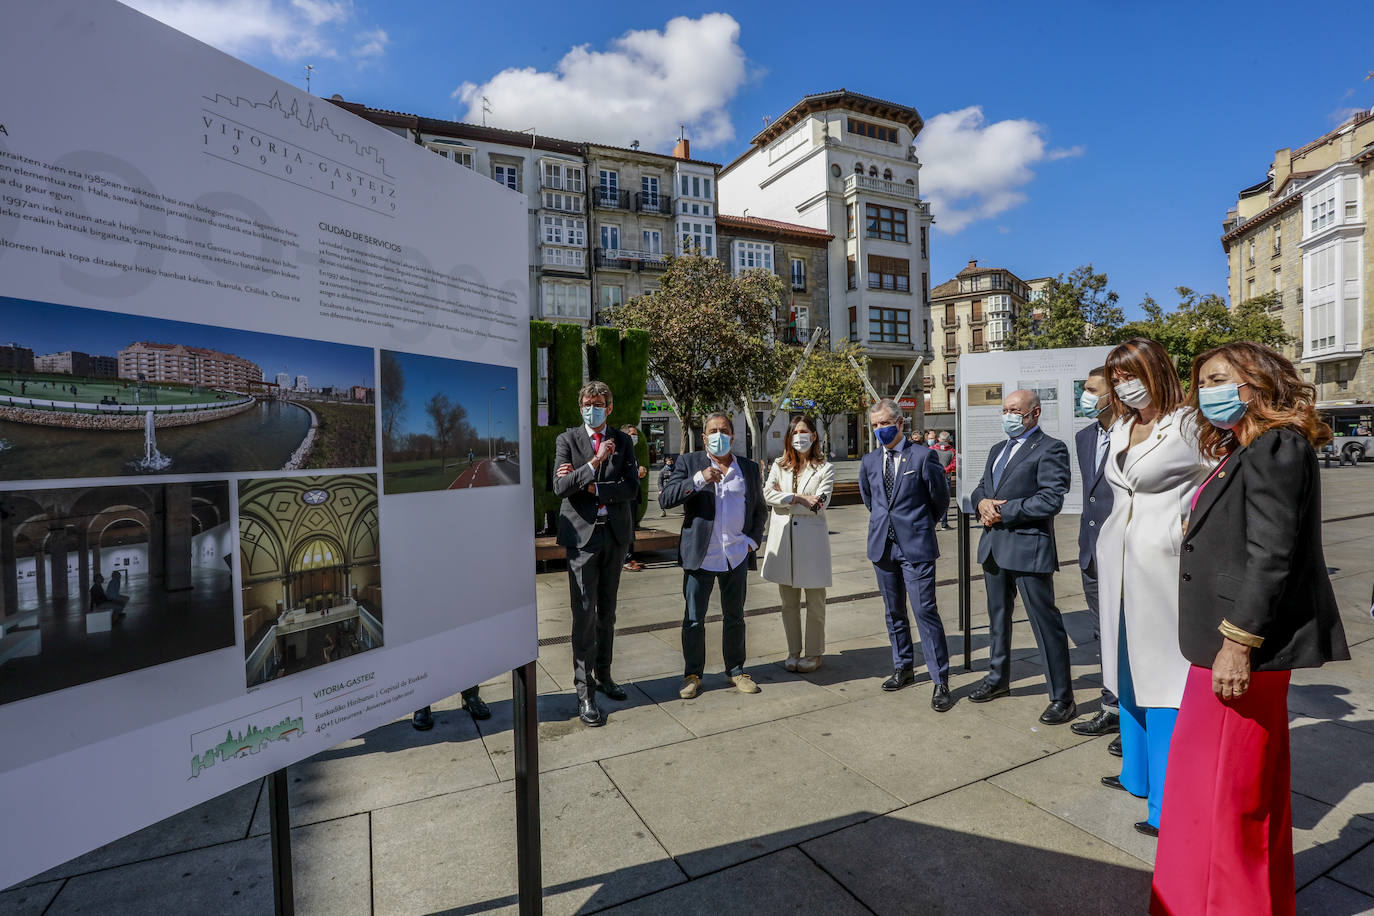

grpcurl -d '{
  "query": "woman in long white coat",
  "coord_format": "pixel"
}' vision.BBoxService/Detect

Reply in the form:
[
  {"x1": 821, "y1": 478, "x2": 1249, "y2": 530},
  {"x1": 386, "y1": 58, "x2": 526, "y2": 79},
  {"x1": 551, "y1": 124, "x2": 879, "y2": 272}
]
[
  {"x1": 762, "y1": 415, "x2": 834, "y2": 673},
  {"x1": 1096, "y1": 338, "x2": 1213, "y2": 837}
]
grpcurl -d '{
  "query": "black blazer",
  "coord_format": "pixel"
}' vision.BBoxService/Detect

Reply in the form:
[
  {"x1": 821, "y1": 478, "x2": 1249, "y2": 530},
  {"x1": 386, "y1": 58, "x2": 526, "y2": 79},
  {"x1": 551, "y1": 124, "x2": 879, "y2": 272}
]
[
  {"x1": 1178, "y1": 427, "x2": 1349, "y2": 671},
  {"x1": 658, "y1": 450, "x2": 766, "y2": 571},
  {"x1": 1075, "y1": 423, "x2": 1113, "y2": 571},
  {"x1": 553, "y1": 426, "x2": 639, "y2": 549}
]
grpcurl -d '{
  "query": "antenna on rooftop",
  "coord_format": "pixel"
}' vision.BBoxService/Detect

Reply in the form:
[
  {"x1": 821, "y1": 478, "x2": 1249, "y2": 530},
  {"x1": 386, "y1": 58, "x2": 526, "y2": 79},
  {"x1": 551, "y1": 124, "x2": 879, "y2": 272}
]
[
  {"x1": 481, "y1": 96, "x2": 492, "y2": 126},
  {"x1": 304, "y1": 64, "x2": 315, "y2": 95},
  {"x1": 630, "y1": 140, "x2": 640, "y2": 150},
  {"x1": 680, "y1": 125, "x2": 687, "y2": 140}
]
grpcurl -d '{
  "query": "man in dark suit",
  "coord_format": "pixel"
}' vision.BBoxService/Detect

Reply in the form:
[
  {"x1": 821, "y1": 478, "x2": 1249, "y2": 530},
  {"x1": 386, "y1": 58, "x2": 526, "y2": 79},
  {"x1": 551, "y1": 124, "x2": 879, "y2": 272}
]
[
  {"x1": 554, "y1": 381, "x2": 640, "y2": 727},
  {"x1": 969, "y1": 389, "x2": 1076, "y2": 724},
  {"x1": 659, "y1": 411, "x2": 767, "y2": 700},
  {"x1": 858, "y1": 399, "x2": 953, "y2": 712},
  {"x1": 1071, "y1": 368, "x2": 1121, "y2": 743}
]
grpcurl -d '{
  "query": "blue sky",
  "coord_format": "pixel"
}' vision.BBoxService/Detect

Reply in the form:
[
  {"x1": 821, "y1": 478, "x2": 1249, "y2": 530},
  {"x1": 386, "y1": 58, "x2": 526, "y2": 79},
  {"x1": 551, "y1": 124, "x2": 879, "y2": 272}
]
[
  {"x1": 0, "y1": 295, "x2": 373, "y2": 388},
  {"x1": 126, "y1": 0, "x2": 1374, "y2": 316},
  {"x1": 382, "y1": 350, "x2": 517, "y2": 440}
]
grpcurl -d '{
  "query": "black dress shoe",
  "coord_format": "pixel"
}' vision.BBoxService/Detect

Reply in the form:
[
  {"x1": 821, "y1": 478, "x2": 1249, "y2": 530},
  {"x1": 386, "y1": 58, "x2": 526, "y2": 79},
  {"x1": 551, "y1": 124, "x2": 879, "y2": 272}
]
[
  {"x1": 578, "y1": 697, "x2": 604, "y2": 727},
  {"x1": 1070, "y1": 709, "x2": 1120, "y2": 736},
  {"x1": 1039, "y1": 700, "x2": 1078, "y2": 725},
  {"x1": 1100, "y1": 774, "x2": 1127, "y2": 792},
  {"x1": 931, "y1": 683, "x2": 953, "y2": 713},
  {"x1": 1134, "y1": 821, "x2": 1160, "y2": 838},
  {"x1": 1108, "y1": 736, "x2": 1123, "y2": 758},
  {"x1": 881, "y1": 668, "x2": 916, "y2": 692},
  {"x1": 595, "y1": 677, "x2": 628, "y2": 702},
  {"x1": 464, "y1": 694, "x2": 492, "y2": 721},
  {"x1": 411, "y1": 707, "x2": 435, "y2": 731},
  {"x1": 968, "y1": 680, "x2": 1011, "y2": 703}
]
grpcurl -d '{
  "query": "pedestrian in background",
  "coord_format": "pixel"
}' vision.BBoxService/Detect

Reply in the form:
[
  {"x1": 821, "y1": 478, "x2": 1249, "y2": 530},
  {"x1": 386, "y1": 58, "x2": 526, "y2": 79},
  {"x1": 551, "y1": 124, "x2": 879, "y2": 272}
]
[
  {"x1": 762, "y1": 415, "x2": 834, "y2": 674},
  {"x1": 621, "y1": 424, "x2": 649, "y2": 572},
  {"x1": 1152, "y1": 342, "x2": 1349, "y2": 915},
  {"x1": 930, "y1": 430, "x2": 957, "y2": 529}
]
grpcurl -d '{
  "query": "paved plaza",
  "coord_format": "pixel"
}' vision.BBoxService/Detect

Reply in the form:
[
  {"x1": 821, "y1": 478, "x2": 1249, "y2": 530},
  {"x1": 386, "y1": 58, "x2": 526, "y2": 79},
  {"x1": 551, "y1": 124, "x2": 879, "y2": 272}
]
[{"x1": 5, "y1": 462, "x2": 1374, "y2": 915}]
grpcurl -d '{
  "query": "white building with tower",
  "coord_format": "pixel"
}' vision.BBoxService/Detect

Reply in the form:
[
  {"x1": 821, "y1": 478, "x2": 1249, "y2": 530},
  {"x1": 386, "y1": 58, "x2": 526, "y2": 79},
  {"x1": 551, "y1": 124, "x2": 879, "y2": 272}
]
[{"x1": 719, "y1": 89, "x2": 935, "y2": 454}]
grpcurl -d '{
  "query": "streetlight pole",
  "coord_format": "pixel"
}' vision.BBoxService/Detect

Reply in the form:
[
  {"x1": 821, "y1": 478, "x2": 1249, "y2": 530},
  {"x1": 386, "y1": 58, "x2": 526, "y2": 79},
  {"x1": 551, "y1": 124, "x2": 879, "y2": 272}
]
[{"x1": 489, "y1": 385, "x2": 507, "y2": 462}]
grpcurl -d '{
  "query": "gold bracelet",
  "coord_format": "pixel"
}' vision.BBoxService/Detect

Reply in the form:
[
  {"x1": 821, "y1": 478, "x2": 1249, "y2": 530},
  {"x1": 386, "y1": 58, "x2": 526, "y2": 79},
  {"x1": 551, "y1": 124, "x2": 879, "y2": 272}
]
[{"x1": 1218, "y1": 619, "x2": 1264, "y2": 648}]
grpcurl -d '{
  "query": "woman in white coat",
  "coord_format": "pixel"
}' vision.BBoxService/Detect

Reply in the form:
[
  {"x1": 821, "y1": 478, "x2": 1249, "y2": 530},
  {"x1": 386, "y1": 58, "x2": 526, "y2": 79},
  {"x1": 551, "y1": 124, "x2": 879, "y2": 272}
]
[
  {"x1": 1096, "y1": 338, "x2": 1213, "y2": 837},
  {"x1": 762, "y1": 415, "x2": 834, "y2": 673}
]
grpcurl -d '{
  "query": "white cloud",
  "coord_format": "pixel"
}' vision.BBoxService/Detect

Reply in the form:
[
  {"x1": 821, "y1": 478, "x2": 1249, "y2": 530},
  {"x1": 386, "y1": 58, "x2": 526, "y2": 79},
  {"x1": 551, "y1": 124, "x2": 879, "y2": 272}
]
[
  {"x1": 120, "y1": 0, "x2": 364, "y2": 61},
  {"x1": 453, "y1": 13, "x2": 747, "y2": 151},
  {"x1": 353, "y1": 28, "x2": 389, "y2": 59},
  {"x1": 915, "y1": 106, "x2": 1080, "y2": 233}
]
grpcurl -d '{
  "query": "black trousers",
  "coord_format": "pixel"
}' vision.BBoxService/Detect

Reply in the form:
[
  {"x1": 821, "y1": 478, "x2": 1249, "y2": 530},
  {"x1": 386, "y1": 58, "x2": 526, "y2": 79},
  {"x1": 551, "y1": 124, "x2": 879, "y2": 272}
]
[
  {"x1": 982, "y1": 557, "x2": 1073, "y2": 705},
  {"x1": 567, "y1": 524, "x2": 629, "y2": 699},
  {"x1": 1080, "y1": 557, "x2": 1118, "y2": 711}
]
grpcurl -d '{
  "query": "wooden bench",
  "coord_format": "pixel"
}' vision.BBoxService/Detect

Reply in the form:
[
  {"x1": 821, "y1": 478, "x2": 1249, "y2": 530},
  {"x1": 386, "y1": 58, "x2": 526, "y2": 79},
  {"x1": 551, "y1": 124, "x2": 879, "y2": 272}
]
[
  {"x1": 828, "y1": 481, "x2": 863, "y2": 507},
  {"x1": 535, "y1": 528, "x2": 680, "y2": 563}
]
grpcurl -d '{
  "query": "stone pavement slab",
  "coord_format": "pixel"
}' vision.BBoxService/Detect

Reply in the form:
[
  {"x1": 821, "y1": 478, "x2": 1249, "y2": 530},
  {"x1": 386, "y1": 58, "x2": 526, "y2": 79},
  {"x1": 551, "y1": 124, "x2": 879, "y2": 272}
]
[
  {"x1": 1291, "y1": 716, "x2": 1374, "y2": 813},
  {"x1": 1330, "y1": 837, "x2": 1374, "y2": 896},
  {"x1": 634, "y1": 662, "x2": 847, "y2": 738},
  {"x1": 43, "y1": 814, "x2": 368, "y2": 915},
  {"x1": 476, "y1": 683, "x2": 694, "y2": 780},
  {"x1": 1292, "y1": 794, "x2": 1374, "y2": 889},
  {"x1": 801, "y1": 781, "x2": 1152, "y2": 916},
  {"x1": 600, "y1": 721, "x2": 902, "y2": 878},
  {"x1": 247, "y1": 705, "x2": 499, "y2": 834},
  {"x1": 778, "y1": 686, "x2": 1061, "y2": 805},
  {"x1": 535, "y1": 632, "x2": 684, "y2": 687},
  {"x1": 370, "y1": 762, "x2": 682, "y2": 916},
  {"x1": 0, "y1": 880, "x2": 62, "y2": 916},
  {"x1": 596, "y1": 847, "x2": 870, "y2": 916},
  {"x1": 1296, "y1": 877, "x2": 1374, "y2": 916},
  {"x1": 22, "y1": 779, "x2": 262, "y2": 885}
]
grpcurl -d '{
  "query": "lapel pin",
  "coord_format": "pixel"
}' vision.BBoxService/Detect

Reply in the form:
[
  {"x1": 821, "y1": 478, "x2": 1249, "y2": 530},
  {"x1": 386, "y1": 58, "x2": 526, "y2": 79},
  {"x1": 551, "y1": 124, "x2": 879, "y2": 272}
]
[{"x1": 1218, "y1": 471, "x2": 1226, "y2": 478}]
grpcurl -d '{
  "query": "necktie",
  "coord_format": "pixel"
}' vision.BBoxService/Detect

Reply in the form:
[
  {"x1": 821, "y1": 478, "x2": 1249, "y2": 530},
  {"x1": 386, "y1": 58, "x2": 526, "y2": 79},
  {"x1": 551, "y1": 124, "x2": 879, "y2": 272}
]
[
  {"x1": 591, "y1": 431, "x2": 603, "y2": 455},
  {"x1": 992, "y1": 439, "x2": 1015, "y2": 490},
  {"x1": 1096, "y1": 428, "x2": 1109, "y2": 474},
  {"x1": 883, "y1": 449, "x2": 898, "y2": 541}
]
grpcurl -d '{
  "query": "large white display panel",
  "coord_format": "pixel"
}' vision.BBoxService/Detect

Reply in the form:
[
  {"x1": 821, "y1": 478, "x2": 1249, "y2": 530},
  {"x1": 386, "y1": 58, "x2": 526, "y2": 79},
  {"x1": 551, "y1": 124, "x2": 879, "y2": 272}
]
[
  {"x1": 955, "y1": 347, "x2": 1113, "y2": 516},
  {"x1": 0, "y1": 0, "x2": 535, "y2": 887}
]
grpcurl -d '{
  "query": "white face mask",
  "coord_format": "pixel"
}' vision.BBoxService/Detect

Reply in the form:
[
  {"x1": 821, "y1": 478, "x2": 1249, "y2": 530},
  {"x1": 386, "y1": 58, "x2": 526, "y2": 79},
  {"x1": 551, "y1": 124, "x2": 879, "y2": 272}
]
[
  {"x1": 791, "y1": 433, "x2": 814, "y2": 452},
  {"x1": 1114, "y1": 378, "x2": 1151, "y2": 409},
  {"x1": 630, "y1": 435, "x2": 639, "y2": 446}
]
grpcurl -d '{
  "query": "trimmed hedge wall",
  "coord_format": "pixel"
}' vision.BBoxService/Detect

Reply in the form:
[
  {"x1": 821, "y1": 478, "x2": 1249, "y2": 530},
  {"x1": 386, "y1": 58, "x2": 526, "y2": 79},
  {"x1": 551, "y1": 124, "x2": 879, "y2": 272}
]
[{"x1": 529, "y1": 321, "x2": 650, "y2": 532}]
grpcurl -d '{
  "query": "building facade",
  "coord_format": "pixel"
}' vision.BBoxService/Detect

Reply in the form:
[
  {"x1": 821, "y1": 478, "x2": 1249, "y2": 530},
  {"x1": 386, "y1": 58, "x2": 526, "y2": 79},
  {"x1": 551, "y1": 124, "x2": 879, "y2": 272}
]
[
  {"x1": 926, "y1": 260, "x2": 1040, "y2": 427},
  {"x1": 719, "y1": 90, "x2": 935, "y2": 453},
  {"x1": 1222, "y1": 110, "x2": 1374, "y2": 404},
  {"x1": 31, "y1": 351, "x2": 117, "y2": 377},
  {"x1": 117, "y1": 342, "x2": 263, "y2": 389},
  {"x1": 0, "y1": 344, "x2": 34, "y2": 374}
]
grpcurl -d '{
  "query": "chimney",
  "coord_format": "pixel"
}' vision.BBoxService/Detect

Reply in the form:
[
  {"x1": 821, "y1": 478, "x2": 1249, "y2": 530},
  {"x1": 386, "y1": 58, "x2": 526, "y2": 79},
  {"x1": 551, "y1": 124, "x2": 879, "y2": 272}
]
[
  {"x1": 967, "y1": 258, "x2": 978, "y2": 269},
  {"x1": 1271, "y1": 149, "x2": 1290, "y2": 196},
  {"x1": 673, "y1": 138, "x2": 691, "y2": 160}
]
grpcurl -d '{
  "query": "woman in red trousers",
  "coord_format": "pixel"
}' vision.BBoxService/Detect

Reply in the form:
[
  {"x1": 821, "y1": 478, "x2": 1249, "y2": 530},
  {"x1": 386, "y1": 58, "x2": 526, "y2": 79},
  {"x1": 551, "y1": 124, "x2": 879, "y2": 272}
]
[{"x1": 1151, "y1": 342, "x2": 1349, "y2": 915}]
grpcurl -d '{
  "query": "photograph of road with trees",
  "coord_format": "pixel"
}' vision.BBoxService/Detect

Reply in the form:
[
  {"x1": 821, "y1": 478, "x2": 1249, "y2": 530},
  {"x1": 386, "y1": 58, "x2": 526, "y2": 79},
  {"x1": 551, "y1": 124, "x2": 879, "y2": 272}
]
[{"x1": 380, "y1": 350, "x2": 520, "y2": 494}]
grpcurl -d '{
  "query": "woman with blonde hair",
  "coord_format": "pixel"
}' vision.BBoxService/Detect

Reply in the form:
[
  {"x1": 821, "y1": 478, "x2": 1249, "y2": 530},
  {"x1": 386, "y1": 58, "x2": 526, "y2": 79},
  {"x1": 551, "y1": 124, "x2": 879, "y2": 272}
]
[
  {"x1": 1151, "y1": 343, "x2": 1348, "y2": 915},
  {"x1": 761, "y1": 415, "x2": 834, "y2": 673},
  {"x1": 1095, "y1": 338, "x2": 1213, "y2": 837}
]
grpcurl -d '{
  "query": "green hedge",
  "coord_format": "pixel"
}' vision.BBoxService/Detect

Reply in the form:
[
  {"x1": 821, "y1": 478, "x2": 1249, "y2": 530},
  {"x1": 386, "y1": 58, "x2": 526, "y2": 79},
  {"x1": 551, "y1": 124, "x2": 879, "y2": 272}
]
[{"x1": 529, "y1": 322, "x2": 650, "y2": 531}]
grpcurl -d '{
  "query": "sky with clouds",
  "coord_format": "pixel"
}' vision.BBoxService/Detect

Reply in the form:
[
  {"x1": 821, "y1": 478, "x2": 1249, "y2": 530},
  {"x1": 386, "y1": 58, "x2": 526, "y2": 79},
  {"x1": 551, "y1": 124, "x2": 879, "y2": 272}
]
[{"x1": 121, "y1": 0, "x2": 1374, "y2": 315}]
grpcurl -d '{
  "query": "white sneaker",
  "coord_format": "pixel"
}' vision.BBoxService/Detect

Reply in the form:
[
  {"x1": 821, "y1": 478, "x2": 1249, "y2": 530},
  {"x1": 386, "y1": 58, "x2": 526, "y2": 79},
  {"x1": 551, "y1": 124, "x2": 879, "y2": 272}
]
[
  {"x1": 679, "y1": 675, "x2": 701, "y2": 699},
  {"x1": 795, "y1": 656, "x2": 821, "y2": 673},
  {"x1": 729, "y1": 673, "x2": 760, "y2": 694},
  {"x1": 783, "y1": 656, "x2": 800, "y2": 672}
]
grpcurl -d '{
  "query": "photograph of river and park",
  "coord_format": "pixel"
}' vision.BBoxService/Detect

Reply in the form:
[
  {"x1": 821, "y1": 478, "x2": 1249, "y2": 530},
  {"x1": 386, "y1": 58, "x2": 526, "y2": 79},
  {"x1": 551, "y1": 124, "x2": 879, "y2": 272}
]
[
  {"x1": 0, "y1": 296, "x2": 377, "y2": 481},
  {"x1": 0, "y1": 481, "x2": 235, "y2": 707},
  {"x1": 380, "y1": 350, "x2": 520, "y2": 494}
]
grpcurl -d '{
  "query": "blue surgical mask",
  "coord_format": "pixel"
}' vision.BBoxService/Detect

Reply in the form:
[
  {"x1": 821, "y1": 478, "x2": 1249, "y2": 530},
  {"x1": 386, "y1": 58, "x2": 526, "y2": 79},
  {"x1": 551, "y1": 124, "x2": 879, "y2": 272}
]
[
  {"x1": 875, "y1": 424, "x2": 900, "y2": 446},
  {"x1": 1080, "y1": 389, "x2": 1102, "y2": 418},
  {"x1": 706, "y1": 431, "x2": 731, "y2": 456},
  {"x1": 1198, "y1": 383, "x2": 1249, "y2": 429},
  {"x1": 581, "y1": 405, "x2": 607, "y2": 428},
  {"x1": 1002, "y1": 413, "x2": 1027, "y2": 437}
]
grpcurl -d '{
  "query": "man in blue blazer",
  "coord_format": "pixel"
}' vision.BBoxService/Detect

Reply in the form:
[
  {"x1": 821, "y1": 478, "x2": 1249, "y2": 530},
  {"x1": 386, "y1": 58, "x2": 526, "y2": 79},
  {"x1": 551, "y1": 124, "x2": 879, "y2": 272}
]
[
  {"x1": 859, "y1": 399, "x2": 953, "y2": 712},
  {"x1": 1070, "y1": 368, "x2": 1120, "y2": 741},
  {"x1": 659, "y1": 412, "x2": 768, "y2": 700},
  {"x1": 969, "y1": 389, "x2": 1076, "y2": 724}
]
